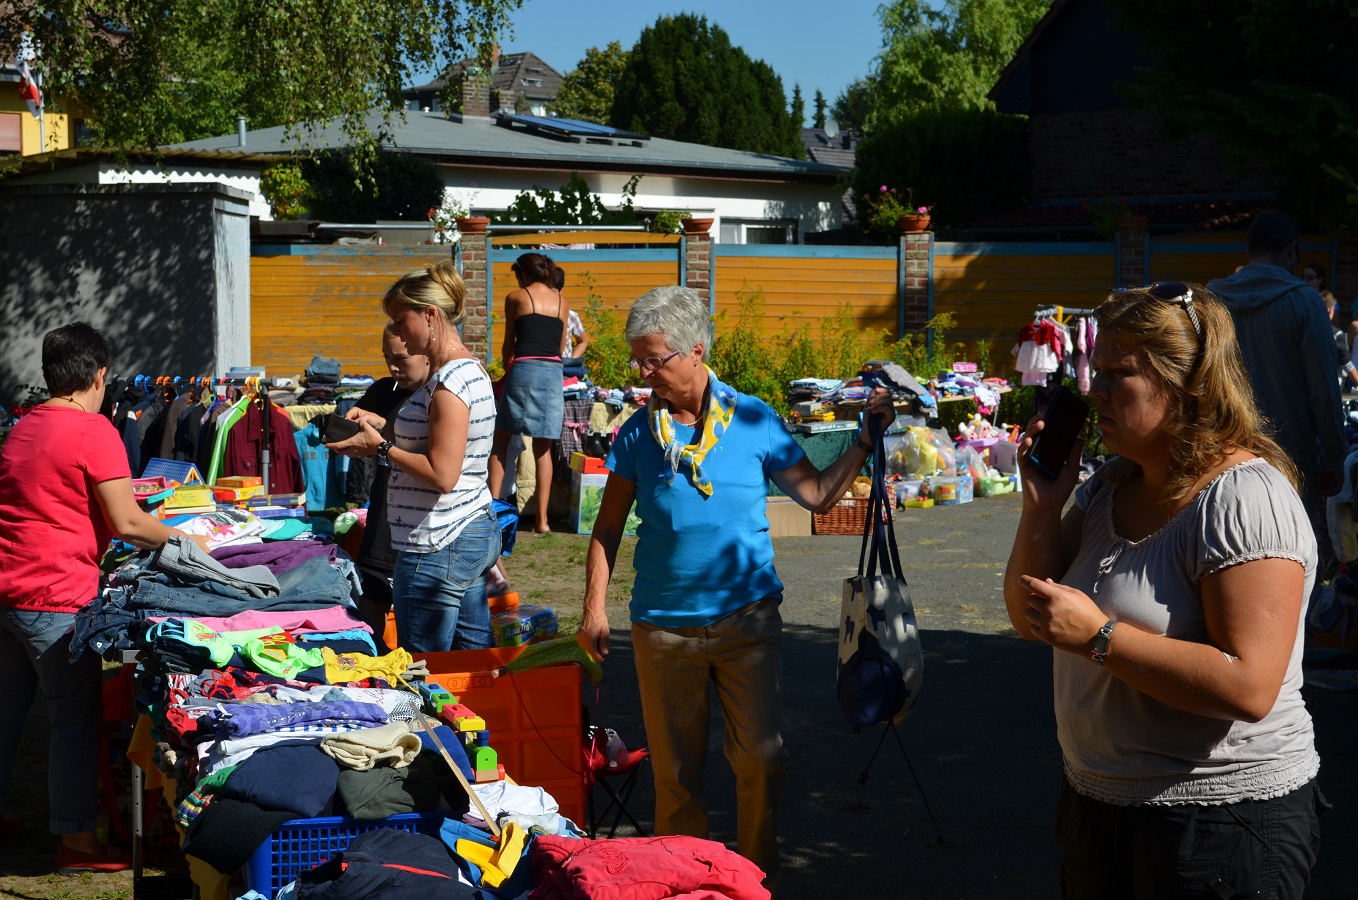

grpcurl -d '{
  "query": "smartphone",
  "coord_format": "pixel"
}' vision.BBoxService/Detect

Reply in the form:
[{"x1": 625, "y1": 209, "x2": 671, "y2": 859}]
[{"x1": 1028, "y1": 386, "x2": 1089, "y2": 479}]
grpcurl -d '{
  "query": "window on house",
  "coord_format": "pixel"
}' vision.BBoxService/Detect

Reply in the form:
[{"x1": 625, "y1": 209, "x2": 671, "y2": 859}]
[
  {"x1": 718, "y1": 218, "x2": 797, "y2": 245},
  {"x1": 0, "y1": 113, "x2": 20, "y2": 154},
  {"x1": 522, "y1": 78, "x2": 542, "y2": 87},
  {"x1": 73, "y1": 119, "x2": 96, "y2": 147}
]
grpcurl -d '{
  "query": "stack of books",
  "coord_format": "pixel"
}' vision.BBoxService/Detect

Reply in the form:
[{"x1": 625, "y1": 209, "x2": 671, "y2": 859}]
[
  {"x1": 237, "y1": 492, "x2": 307, "y2": 519},
  {"x1": 212, "y1": 475, "x2": 265, "y2": 503},
  {"x1": 159, "y1": 485, "x2": 216, "y2": 517}
]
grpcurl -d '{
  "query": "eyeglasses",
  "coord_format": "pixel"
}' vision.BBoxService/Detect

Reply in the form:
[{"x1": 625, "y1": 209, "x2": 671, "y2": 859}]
[
  {"x1": 627, "y1": 348, "x2": 682, "y2": 373},
  {"x1": 1147, "y1": 281, "x2": 1204, "y2": 343}
]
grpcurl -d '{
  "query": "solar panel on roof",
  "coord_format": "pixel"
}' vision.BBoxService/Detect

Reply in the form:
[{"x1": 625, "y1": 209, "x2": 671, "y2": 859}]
[{"x1": 496, "y1": 113, "x2": 649, "y2": 146}]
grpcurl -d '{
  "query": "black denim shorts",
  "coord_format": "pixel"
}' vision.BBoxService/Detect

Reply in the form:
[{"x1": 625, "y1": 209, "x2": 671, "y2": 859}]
[{"x1": 1055, "y1": 775, "x2": 1329, "y2": 900}]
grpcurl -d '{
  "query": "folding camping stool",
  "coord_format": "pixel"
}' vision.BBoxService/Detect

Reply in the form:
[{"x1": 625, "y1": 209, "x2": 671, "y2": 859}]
[{"x1": 583, "y1": 724, "x2": 650, "y2": 839}]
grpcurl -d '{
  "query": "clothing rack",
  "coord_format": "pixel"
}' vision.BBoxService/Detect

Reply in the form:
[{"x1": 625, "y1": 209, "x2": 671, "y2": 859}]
[
  {"x1": 1033, "y1": 305, "x2": 1097, "y2": 324},
  {"x1": 215, "y1": 377, "x2": 280, "y2": 489}
]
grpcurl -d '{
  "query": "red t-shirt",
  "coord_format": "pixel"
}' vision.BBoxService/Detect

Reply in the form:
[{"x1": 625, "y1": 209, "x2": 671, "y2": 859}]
[{"x1": 0, "y1": 405, "x2": 131, "y2": 612}]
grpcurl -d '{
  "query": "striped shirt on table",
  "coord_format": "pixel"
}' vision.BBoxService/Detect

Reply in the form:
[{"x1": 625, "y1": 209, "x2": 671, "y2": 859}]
[{"x1": 386, "y1": 357, "x2": 496, "y2": 552}]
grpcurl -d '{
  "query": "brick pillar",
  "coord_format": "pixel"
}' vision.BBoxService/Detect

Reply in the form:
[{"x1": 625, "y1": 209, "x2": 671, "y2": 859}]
[
  {"x1": 1336, "y1": 231, "x2": 1358, "y2": 308},
  {"x1": 1116, "y1": 215, "x2": 1149, "y2": 287},
  {"x1": 902, "y1": 231, "x2": 931, "y2": 334},
  {"x1": 685, "y1": 232, "x2": 712, "y2": 306},
  {"x1": 460, "y1": 232, "x2": 489, "y2": 358}
]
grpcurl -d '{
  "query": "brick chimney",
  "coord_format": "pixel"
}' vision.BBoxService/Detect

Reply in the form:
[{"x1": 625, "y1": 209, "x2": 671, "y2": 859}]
[{"x1": 461, "y1": 76, "x2": 491, "y2": 117}]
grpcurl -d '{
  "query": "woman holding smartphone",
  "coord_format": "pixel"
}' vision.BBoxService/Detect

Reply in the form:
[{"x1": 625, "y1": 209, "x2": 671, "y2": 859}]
[
  {"x1": 1005, "y1": 282, "x2": 1324, "y2": 899},
  {"x1": 327, "y1": 261, "x2": 500, "y2": 652}
]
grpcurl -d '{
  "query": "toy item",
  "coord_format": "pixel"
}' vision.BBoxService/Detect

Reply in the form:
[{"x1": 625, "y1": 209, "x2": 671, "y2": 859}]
[{"x1": 490, "y1": 604, "x2": 559, "y2": 648}]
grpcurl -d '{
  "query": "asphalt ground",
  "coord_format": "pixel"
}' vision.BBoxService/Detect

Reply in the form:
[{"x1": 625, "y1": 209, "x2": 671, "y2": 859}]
[
  {"x1": 586, "y1": 492, "x2": 1358, "y2": 899},
  {"x1": 5, "y1": 492, "x2": 1358, "y2": 898}
]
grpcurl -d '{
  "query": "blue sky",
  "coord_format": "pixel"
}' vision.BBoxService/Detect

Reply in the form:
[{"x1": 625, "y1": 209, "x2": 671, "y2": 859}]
[{"x1": 414, "y1": 0, "x2": 887, "y2": 126}]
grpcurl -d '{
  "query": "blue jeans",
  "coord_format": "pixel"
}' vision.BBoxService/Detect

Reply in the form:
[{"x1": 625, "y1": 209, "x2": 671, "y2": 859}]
[
  {"x1": 392, "y1": 506, "x2": 501, "y2": 653},
  {"x1": 0, "y1": 606, "x2": 102, "y2": 835}
]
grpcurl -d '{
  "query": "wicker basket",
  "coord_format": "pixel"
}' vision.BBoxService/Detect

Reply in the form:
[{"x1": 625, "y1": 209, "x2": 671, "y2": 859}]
[{"x1": 812, "y1": 496, "x2": 870, "y2": 535}]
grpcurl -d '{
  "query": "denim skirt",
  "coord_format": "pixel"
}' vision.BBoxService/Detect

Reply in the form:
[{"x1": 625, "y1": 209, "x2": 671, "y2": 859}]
[{"x1": 497, "y1": 358, "x2": 564, "y2": 438}]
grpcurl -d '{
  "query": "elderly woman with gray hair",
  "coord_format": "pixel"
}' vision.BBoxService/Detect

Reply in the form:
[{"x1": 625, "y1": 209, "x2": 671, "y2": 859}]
[{"x1": 579, "y1": 285, "x2": 895, "y2": 894}]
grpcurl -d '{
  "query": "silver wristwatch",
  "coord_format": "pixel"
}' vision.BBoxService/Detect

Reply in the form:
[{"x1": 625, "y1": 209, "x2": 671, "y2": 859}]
[
  {"x1": 1090, "y1": 619, "x2": 1116, "y2": 666},
  {"x1": 376, "y1": 440, "x2": 393, "y2": 468}
]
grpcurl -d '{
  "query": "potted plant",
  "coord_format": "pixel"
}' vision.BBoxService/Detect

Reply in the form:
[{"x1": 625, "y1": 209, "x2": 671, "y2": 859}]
[
  {"x1": 680, "y1": 215, "x2": 714, "y2": 235},
  {"x1": 864, "y1": 185, "x2": 932, "y2": 236},
  {"x1": 428, "y1": 193, "x2": 488, "y2": 241}
]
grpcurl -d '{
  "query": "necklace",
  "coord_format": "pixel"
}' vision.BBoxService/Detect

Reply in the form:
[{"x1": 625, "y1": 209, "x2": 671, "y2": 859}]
[{"x1": 51, "y1": 396, "x2": 87, "y2": 412}]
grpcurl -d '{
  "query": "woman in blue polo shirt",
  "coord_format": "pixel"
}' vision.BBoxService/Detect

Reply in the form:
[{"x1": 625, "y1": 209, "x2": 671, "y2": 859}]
[{"x1": 578, "y1": 285, "x2": 894, "y2": 895}]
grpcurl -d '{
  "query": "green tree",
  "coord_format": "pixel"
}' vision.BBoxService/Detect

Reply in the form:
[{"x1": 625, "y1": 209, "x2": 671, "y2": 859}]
[
  {"x1": 611, "y1": 13, "x2": 802, "y2": 157},
  {"x1": 552, "y1": 41, "x2": 631, "y2": 124},
  {"x1": 846, "y1": 0, "x2": 1047, "y2": 233},
  {"x1": 1105, "y1": 0, "x2": 1358, "y2": 227},
  {"x1": 813, "y1": 89, "x2": 828, "y2": 130},
  {"x1": 0, "y1": 0, "x2": 521, "y2": 151},
  {"x1": 303, "y1": 150, "x2": 445, "y2": 222},
  {"x1": 871, "y1": 0, "x2": 1048, "y2": 123},
  {"x1": 831, "y1": 78, "x2": 875, "y2": 134},
  {"x1": 493, "y1": 173, "x2": 641, "y2": 226},
  {"x1": 791, "y1": 83, "x2": 806, "y2": 130}
]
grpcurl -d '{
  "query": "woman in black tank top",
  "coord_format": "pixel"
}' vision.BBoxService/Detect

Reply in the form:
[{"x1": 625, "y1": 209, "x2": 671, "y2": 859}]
[{"x1": 487, "y1": 252, "x2": 569, "y2": 533}]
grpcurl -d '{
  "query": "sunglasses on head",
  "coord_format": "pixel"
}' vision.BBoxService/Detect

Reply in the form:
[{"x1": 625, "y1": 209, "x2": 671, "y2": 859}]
[{"x1": 1146, "y1": 281, "x2": 1204, "y2": 343}]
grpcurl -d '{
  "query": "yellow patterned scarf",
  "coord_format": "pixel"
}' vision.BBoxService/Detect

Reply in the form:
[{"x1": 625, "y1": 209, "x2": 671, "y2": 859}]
[{"x1": 648, "y1": 366, "x2": 737, "y2": 498}]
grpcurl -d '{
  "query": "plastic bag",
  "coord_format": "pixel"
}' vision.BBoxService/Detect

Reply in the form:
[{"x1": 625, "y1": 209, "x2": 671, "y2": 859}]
[{"x1": 955, "y1": 445, "x2": 987, "y2": 486}]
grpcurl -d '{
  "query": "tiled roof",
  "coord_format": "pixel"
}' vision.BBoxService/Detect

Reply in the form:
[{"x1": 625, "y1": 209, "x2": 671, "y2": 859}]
[
  {"x1": 167, "y1": 108, "x2": 843, "y2": 183},
  {"x1": 799, "y1": 127, "x2": 856, "y2": 170},
  {"x1": 404, "y1": 50, "x2": 564, "y2": 105}
]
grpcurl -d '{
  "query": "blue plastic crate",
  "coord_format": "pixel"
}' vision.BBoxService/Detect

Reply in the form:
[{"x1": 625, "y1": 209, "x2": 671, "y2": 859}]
[{"x1": 242, "y1": 812, "x2": 447, "y2": 897}]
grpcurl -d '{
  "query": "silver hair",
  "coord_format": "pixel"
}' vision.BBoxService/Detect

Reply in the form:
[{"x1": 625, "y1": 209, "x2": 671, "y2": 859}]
[{"x1": 625, "y1": 286, "x2": 712, "y2": 360}]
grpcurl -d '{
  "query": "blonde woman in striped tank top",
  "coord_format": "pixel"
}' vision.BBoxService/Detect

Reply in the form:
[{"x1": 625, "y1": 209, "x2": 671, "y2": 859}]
[{"x1": 327, "y1": 260, "x2": 500, "y2": 652}]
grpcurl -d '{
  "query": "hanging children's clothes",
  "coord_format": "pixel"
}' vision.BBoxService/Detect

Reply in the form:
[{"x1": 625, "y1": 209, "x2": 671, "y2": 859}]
[
  {"x1": 295, "y1": 423, "x2": 344, "y2": 512},
  {"x1": 1013, "y1": 319, "x2": 1063, "y2": 386},
  {"x1": 222, "y1": 400, "x2": 305, "y2": 494}
]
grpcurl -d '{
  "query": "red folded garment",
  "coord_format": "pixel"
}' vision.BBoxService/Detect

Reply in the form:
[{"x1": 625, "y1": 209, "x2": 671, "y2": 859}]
[{"x1": 528, "y1": 834, "x2": 769, "y2": 900}]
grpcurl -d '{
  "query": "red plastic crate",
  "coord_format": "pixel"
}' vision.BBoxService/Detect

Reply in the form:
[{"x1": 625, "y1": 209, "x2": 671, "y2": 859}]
[{"x1": 417, "y1": 646, "x2": 586, "y2": 828}]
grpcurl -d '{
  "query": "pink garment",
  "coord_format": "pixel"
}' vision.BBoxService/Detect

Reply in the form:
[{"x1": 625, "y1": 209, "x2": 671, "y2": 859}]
[
  {"x1": 1075, "y1": 317, "x2": 1090, "y2": 395},
  {"x1": 146, "y1": 606, "x2": 370, "y2": 635},
  {"x1": 528, "y1": 835, "x2": 770, "y2": 900}
]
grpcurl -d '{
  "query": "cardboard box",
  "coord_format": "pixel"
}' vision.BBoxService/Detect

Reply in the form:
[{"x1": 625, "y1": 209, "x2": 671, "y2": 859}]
[
  {"x1": 765, "y1": 496, "x2": 811, "y2": 537},
  {"x1": 570, "y1": 471, "x2": 639, "y2": 535},
  {"x1": 490, "y1": 604, "x2": 559, "y2": 647},
  {"x1": 213, "y1": 483, "x2": 266, "y2": 502},
  {"x1": 928, "y1": 475, "x2": 974, "y2": 505},
  {"x1": 569, "y1": 451, "x2": 610, "y2": 475},
  {"x1": 217, "y1": 475, "x2": 264, "y2": 489}
]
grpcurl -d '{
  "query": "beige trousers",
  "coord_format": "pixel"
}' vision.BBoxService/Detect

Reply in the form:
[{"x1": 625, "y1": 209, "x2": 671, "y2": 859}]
[{"x1": 631, "y1": 597, "x2": 786, "y2": 884}]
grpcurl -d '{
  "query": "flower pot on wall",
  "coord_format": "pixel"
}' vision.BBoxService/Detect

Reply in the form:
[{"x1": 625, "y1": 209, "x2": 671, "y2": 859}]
[
  {"x1": 456, "y1": 216, "x2": 490, "y2": 233},
  {"x1": 681, "y1": 217, "x2": 713, "y2": 235},
  {"x1": 898, "y1": 214, "x2": 931, "y2": 234}
]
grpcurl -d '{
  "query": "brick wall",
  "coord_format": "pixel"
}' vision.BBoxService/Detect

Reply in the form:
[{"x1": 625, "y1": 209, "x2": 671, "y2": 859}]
[
  {"x1": 460, "y1": 232, "x2": 489, "y2": 357},
  {"x1": 1030, "y1": 109, "x2": 1286, "y2": 204},
  {"x1": 1116, "y1": 215, "x2": 1147, "y2": 287},
  {"x1": 903, "y1": 232, "x2": 931, "y2": 332},
  {"x1": 684, "y1": 232, "x2": 711, "y2": 304}
]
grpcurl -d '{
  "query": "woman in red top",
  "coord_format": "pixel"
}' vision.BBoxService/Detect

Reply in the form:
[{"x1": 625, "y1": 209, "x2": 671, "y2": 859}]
[{"x1": 0, "y1": 323, "x2": 208, "y2": 873}]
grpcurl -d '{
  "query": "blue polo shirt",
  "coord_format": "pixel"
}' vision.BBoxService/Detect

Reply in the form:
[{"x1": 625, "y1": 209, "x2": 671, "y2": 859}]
[{"x1": 608, "y1": 393, "x2": 806, "y2": 627}]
